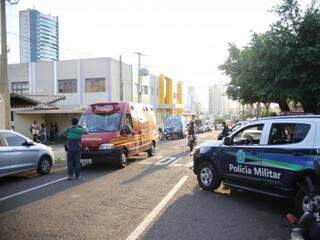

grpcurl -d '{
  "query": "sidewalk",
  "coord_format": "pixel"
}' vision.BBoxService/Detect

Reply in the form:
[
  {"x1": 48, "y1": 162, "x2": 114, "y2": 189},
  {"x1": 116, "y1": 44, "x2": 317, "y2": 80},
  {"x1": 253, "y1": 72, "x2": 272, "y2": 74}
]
[{"x1": 51, "y1": 145, "x2": 66, "y2": 160}]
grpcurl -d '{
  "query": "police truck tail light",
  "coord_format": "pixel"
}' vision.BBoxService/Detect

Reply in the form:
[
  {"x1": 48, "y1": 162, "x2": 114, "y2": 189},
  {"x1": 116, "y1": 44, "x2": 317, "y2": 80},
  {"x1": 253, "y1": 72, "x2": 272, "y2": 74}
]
[{"x1": 286, "y1": 213, "x2": 298, "y2": 224}]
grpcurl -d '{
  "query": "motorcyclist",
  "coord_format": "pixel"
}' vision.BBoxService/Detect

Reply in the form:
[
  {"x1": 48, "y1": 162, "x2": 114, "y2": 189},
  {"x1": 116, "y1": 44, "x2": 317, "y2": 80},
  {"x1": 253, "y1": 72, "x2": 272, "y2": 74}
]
[
  {"x1": 188, "y1": 120, "x2": 196, "y2": 152},
  {"x1": 188, "y1": 120, "x2": 195, "y2": 136},
  {"x1": 221, "y1": 121, "x2": 229, "y2": 138}
]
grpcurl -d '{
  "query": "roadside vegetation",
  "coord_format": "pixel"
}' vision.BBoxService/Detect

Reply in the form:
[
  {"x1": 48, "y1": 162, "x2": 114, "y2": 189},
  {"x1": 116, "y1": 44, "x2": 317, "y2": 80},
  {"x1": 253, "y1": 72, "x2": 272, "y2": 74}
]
[{"x1": 219, "y1": 0, "x2": 320, "y2": 114}]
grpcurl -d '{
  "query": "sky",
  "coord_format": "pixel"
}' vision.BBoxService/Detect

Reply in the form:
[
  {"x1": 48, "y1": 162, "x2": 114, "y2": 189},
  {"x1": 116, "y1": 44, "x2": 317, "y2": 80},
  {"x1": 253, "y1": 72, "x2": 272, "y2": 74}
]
[{"x1": 6, "y1": 0, "x2": 311, "y2": 109}]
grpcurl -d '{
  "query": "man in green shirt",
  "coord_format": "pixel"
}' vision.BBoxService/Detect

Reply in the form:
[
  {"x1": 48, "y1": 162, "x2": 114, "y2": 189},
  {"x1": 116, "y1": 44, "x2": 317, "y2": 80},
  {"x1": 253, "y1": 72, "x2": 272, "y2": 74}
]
[{"x1": 64, "y1": 117, "x2": 87, "y2": 180}]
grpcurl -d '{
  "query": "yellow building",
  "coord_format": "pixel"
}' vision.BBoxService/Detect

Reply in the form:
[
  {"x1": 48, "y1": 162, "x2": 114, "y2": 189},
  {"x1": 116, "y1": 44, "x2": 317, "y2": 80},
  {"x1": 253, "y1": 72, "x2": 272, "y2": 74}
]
[{"x1": 157, "y1": 74, "x2": 184, "y2": 124}]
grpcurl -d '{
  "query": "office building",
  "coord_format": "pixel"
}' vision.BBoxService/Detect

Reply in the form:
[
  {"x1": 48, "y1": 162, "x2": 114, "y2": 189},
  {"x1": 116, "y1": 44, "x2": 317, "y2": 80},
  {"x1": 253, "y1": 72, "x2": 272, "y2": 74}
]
[
  {"x1": 20, "y1": 8, "x2": 59, "y2": 63},
  {"x1": 8, "y1": 57, "x2": 133, "y2": 136},
  {"x1": 209, "y1": 84, "x2": 225, "y2": 115}
]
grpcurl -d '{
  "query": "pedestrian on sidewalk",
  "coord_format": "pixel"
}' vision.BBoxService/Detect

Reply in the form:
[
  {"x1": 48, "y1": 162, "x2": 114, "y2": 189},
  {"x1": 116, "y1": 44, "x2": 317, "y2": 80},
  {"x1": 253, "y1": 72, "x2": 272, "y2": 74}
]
[
  {"x1": 39, "y1": 123, "x2": 47, "y2": 144},
  {"x1": 30, "y1": 120, "x2": 40, "y2": 142},
  {"x1": 54, "y1": 123, "x2": 59, "y2": 142},
  {"x1": 63, "y1": 118, "x2": 87, "y2": 180},
  {"x1": 49, "y1": 123, "x2": 55, "y2": 143}
]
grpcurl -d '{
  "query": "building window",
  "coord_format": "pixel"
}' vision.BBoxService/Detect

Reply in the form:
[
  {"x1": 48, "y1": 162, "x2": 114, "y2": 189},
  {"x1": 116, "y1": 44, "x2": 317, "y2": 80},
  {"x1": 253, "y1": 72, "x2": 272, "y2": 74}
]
[
  {"x1": 150, "y1": 87, "x2": 154, "y2": 95},
  {"x1": 143, "y1": 85, "x2": 148, "y2": 95},
  {"x1": 12, "y1": 82, "x2": 29, "y2": 95},
  {"x1": 58, "y1": 79, "x2": 77, "y2": 93},
  {"x1": 85, "y1": 78, "x2": 105, "y2": 93}
]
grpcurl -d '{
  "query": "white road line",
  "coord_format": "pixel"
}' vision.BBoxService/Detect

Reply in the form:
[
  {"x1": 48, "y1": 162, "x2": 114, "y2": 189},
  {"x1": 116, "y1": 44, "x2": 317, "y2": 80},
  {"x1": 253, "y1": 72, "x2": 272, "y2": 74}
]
[
  {"x1": 185, "y1": 161, "x2": 193, "y2": 167},
  {"x1": 126, "y1": 175, "x2": 189, "y2": 240},
  {"x1": 168, "y1": 157, "x2": 183, "y2": 167},
  {"x1": 0, "y1": 177, "x2": 68, "y2": 203},
  {"x1": 155, "y1": 157, "x2": 176, "y2": 165}
]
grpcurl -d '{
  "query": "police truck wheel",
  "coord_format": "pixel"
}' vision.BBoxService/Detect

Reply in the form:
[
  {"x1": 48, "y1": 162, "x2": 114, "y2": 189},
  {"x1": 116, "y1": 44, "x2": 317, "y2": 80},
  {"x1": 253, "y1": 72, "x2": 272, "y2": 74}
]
[
  {"x1": 37, "y1": 156, "x2": 52, "y2": 175},
  {"x1": 118, "y1": 152, "x2": 128, "y2": 168},
  {"x1": 197, "y1": 162, "x2": 221, "y2": 191},
  {"x1": 294, "y1": 186, "x2": 311, "y2": 216},
  {"x1": 147, "y1": 145, "x2": 155, "y2": 157}
]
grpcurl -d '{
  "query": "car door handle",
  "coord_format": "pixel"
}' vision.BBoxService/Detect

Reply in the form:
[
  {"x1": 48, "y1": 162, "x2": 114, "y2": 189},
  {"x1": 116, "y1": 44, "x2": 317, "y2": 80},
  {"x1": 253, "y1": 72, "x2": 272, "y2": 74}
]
[
  {"x1": 292, "y1": 151, "x2": 303, "y2": 156},
  {"x1": 249, "y1": 151, "x2": 259, "y2": 155}
]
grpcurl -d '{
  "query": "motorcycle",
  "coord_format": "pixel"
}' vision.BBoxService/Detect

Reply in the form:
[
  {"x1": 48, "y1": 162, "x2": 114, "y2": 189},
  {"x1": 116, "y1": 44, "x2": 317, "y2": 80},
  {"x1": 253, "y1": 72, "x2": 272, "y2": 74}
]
[
  {"x1": 158, "y1": 127, "x2": 166, "y2": 141},
  {"x1": 188, "y1": 134, "x2": 197, "y2": 151},
  {"x1": 286, "y1": 160, "x2": 320, "y2": 240}
]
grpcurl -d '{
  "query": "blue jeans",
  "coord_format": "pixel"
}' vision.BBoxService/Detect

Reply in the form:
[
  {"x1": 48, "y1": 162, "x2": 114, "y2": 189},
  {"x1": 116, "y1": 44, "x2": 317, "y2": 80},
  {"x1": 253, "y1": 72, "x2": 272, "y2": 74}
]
[{"x1": 67, "y1": 149, "x2": 81, "y2": 178}]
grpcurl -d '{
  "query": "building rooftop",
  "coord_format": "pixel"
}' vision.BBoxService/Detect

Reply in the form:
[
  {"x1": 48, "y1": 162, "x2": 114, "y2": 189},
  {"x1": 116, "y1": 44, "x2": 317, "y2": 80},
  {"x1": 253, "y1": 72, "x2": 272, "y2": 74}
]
[{"x1": 10, "y1": 93, "x2": 66, "y2": 111}]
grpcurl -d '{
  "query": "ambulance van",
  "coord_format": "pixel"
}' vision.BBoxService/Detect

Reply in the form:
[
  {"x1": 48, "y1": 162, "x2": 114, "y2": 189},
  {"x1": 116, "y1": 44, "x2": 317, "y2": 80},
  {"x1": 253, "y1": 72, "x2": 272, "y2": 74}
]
[{"x1": 79, "y1": 101, "x2": 158, "y2": 168}]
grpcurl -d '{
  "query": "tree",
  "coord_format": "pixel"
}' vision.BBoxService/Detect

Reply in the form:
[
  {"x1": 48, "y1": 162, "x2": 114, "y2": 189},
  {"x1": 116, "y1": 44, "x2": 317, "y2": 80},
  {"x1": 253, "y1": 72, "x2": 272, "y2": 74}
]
[{"x1": 220, "y1": 0, "x2": 320, "y2": 114}]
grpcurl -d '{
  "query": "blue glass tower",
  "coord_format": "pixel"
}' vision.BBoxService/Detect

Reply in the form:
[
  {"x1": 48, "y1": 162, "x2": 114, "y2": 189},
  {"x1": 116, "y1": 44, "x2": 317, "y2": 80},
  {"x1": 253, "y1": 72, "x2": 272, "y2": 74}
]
[{"x1": 20, "y1": 9, "x2": 59, "y2": 63}]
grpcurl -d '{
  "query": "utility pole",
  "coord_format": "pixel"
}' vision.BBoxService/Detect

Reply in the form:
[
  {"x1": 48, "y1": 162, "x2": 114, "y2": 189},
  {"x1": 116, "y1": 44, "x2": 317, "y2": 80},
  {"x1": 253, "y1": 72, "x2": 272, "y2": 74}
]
[
  {"x1": 0, "y1": 0, "x2": 10, "y2": 129},
  {"x1": 119, "y1": 55, "x2": 123, "y2": 101},
  {"x1": 134, "y1": 52, "x2": 146, "y2": 103}
]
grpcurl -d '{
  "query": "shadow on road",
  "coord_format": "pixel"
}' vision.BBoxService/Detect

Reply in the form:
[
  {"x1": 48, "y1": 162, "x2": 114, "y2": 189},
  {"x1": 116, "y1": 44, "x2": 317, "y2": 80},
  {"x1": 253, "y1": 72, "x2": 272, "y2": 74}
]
[
  {"x1": 143, "y1": 184, "x2": 291, "y2": 240},
  {"x1": 0, "y1": 162, "x2": 119, "y2": 213},
  {"x1": 121, "y1": 151, "x2": 192, "y2": 185}
]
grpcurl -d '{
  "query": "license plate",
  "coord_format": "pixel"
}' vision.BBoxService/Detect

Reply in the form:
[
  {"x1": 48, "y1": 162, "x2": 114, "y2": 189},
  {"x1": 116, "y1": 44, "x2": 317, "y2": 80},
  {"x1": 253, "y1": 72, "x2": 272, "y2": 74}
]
[{"x1": 80, "y1": 159, "x2": 92, "y2": 166}]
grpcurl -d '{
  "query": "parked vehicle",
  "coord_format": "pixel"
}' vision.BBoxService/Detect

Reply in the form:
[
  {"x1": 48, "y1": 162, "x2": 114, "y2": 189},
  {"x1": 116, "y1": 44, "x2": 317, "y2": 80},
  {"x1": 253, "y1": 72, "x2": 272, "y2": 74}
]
[
  {"x1": 230, "y1": 121, "x2": 249, "y2": 133},
  {"x1": 163, "y1": 115, "x2": 187, "y2": 139},
  {"x1": 0, "y1": 129, "x2": 54, "y2": 177},
  {"x1": 80, "y1": 101, "x2": 158, "y2": 168},
  {"x1": 286, "y1": 160, "x2": 320, "y2": 240},
  {"x1": 193, "y1": 115, "x2": 320, "y2": 214}
]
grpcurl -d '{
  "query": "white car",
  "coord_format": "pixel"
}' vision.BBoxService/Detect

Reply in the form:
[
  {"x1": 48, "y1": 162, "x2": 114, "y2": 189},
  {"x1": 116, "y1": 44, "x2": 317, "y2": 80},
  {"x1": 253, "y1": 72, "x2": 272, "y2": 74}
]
[{"x1": 0, "y1": 129, "x2": 55, "y2": 177}]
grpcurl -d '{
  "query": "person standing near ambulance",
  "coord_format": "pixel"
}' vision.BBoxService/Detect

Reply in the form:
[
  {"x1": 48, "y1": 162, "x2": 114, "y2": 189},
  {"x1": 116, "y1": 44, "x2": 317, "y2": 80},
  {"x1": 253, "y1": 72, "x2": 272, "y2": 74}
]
[{"x1": 64, "y1": 118, "x2": 87, "y2": 180}]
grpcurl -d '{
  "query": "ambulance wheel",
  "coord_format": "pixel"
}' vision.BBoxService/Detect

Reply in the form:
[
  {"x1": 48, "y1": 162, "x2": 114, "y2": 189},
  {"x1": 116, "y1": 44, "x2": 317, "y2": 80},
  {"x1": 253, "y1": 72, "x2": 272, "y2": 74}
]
[
  {"x1": 197, "y1": 161, "x2": 221, "y2": 191},
  {"x1": 147, "y1": 144, "x2": 155, "y2": 157},
  {"x1": 118, "y1": 152, "x2": 128, "y2": 168}
]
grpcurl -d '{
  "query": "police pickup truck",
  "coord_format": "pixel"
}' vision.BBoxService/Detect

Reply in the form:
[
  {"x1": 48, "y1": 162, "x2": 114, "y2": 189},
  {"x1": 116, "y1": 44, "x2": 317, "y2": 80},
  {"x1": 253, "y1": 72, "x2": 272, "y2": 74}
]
[{"x1": 193, "y1": 115, "x2": 320, "y2": 213}]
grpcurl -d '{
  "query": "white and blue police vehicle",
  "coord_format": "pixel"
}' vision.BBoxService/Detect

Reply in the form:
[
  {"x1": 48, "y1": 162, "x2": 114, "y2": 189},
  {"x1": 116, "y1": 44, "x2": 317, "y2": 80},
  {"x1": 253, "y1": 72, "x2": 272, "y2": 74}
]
[{"x1": 193, "y1": 115, "x2": 320, "y2": 213}]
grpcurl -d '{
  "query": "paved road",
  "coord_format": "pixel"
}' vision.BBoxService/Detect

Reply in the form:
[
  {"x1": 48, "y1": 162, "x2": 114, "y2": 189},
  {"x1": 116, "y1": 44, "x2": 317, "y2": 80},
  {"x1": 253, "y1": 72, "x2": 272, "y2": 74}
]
[{"x1": 0, "y1": 132, "x2": 291, "y2": 240}]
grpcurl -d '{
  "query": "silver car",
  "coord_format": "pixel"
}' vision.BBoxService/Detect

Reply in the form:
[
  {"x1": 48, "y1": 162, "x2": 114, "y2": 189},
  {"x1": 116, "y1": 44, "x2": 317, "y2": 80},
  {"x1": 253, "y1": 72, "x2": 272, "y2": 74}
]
[{"x1": 0, "y1": 129, "x2": 54, "y2": 177}]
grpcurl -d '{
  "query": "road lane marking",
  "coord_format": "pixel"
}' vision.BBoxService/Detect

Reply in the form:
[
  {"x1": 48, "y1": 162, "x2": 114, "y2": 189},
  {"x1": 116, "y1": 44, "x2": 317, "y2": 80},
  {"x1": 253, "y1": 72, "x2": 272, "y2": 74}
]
[
  {"x1": 137, "y1": 155, "x2": 163, "y2": 164},
  {"x1": 126, "y1": 175, "x2": 189, "y2": 240},
  {"x1": 168, "y1": 157, "x2": 183, "y2": 167},
  {"x1": 185, "y1": 161, "x2": 193, "y2": 167},
  {"x1": 0, "y1": 177, "x2": 68, "y2": 203},
  {"x1": 154, "y1": 157, "x2": 176, "y2": 165}
]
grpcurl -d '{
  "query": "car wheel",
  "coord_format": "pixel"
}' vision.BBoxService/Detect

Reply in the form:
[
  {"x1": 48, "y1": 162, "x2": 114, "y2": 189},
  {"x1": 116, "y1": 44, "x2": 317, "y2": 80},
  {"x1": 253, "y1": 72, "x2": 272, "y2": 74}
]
[
  {"x1": 197, "y1": 162, "x2": 221, "y2": 191},
  {"x1": 118, "y1": 152, "x2": 128, "y2": 168},
  {"x1": 37, "y1": 156, "x2": 52, "y2": 175},
  {"x1": 147, "y1": 144, "x2": 155, "y2": 157}
]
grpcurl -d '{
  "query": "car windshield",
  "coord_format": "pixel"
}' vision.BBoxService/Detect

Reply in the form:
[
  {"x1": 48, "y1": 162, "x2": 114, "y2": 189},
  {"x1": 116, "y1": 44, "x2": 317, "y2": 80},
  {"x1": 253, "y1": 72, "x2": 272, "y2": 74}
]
[{"x1": 79, "y1": 112, "x2": 121, "y2": 132}]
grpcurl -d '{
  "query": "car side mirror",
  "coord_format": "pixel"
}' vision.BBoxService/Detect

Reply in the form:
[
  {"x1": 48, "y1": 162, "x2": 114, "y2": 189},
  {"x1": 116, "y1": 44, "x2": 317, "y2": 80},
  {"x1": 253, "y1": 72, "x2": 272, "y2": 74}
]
[
  {"x1": 121, "y1": 125, "x2": 132, "y2": 135},
  {"x1": 223, "y1": 136, "x2": 233, "y2": 146},
  {"x1": 23, "y1": 139, "x2": 34, "y2": 146}
]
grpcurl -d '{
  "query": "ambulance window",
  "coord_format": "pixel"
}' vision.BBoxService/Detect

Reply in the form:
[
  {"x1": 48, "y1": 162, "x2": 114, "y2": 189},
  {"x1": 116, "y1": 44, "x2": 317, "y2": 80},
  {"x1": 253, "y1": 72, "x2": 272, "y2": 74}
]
[
  {"x1": 125, "y1": 114, "x2": 133, "y2": 129},
  {"x1": 268, "y1": 123, "x2": 310, "y2": 145},
  {"x1": 232, "y1": 124, "x2": 263, "y2": 145}
]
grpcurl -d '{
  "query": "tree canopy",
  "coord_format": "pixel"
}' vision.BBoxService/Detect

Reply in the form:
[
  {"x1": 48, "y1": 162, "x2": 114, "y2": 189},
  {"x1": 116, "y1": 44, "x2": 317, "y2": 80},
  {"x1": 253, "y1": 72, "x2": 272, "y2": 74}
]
[{"x1": 219, "y1": 0, "x2": 320, "y2": 114}]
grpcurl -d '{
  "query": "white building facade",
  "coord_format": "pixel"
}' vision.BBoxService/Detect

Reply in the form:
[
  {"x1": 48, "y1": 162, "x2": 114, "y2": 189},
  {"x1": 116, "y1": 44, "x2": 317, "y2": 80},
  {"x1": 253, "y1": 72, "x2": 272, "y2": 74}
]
[
  {"x1": 8, "y1": 57, "x2": 133, "y2": 136},
  {"x1": 8, "y1": 57, "x2": 133, "y2": 107}
]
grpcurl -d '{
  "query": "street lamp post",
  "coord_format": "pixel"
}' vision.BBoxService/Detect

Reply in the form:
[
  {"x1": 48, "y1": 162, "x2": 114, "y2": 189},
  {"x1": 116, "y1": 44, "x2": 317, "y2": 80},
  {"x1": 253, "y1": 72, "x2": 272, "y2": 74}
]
[
  {"x1": 0, "y1": 0, "x2": 10, "y2": 129},
  {"x1": 134, "y1": 52, "x2": 147, "y2": 103}
]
